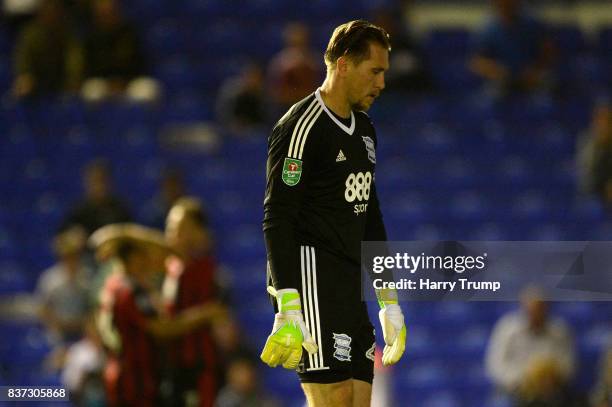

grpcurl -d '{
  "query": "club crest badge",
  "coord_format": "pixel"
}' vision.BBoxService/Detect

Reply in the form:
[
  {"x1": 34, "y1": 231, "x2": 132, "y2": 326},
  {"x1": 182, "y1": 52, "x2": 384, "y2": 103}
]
[
  {"x1": 282, "y1": 158, "x2": 303, "y2": 186},
  {"x1": 333, "y1": 333, "x2": 352, "y2": 362},
  {"x1": 362, "y1": 136, "x2": 376, "y2": 164}
]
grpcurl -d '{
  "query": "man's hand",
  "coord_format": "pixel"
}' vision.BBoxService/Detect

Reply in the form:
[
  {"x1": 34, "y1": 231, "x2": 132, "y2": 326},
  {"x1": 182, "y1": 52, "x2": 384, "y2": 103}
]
[
  {"x1": 379, "y1": 303, "x2": 406, "y2": 366},
  {"x1": 260, "y1": 287, "x2": 318, "y2": 369}
]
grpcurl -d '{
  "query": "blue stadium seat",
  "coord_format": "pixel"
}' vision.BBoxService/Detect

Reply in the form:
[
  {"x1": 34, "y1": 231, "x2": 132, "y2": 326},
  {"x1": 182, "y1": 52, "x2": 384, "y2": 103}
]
[
  {"x1": 398, "y1": 361, "x2": 451, "y2": 393},
  {"x1": 551, "y1": 24, "x2": 588, "y2": 56},
  {"x1": 182, "y1": 0, "x2": 234, "y2": 19},
  {"x1": 145, "y1": 19, "x2": 186, "y2": 60},
  {"x1": 422, "y1": 392, "x2": 462, "y2": 407},
  {"x1": 262, "y1": 368, "x2": 304, "y2": 407},
  {"x1": 527, "y1": 223, "x2": 566, "y2": 240},
  {"x1": 425, "y1": 28, "x2": 472, "y2": 59},
  {"x1": 154, "y1": 57, "x2": 202, "y2": 95},
  {"x1": 0, "y1": 26, "x2": 11, "y2": 56},
  {"x1": 447, "y1": 190, "x2": 490, "y2": 221},
  {"x1": 0, "y1": 60, "x2": 11, "y2": 94},
  {"x1": 168, "y1": 92, "x2": 214, "y2": 122},
  {"x1": 598, "y1": 27, "x2": 612, "y2": 55},
  {"x1": 509, "y1": 191, "x2": 550, "y2": 221},
  {"x1": 0, "y1": 261, "x2": 30, "y2": 294},
  {"x1": 217, "y1": 224, "x2": 265, "y2": 263}
]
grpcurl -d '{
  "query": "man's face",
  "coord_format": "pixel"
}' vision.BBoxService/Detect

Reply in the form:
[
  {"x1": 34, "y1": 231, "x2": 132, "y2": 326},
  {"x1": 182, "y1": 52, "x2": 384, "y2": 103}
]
[
  {"x1": 525, "y1": 298, "x2": 548, "y2": 330},
  {"x1": 84, "y1": 168, "x2": 111, "y2": 202},
  {"x1": 345, "y1": 43, "x2": 389, "y2": 111},
  {"x1": 165, "y1": 207, "x2": 203, "y2": 256}
]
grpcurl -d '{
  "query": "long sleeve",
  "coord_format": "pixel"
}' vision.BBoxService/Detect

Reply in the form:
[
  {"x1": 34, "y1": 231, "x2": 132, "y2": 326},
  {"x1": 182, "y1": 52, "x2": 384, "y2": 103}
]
[
  {"x1": 263, "y1": 122, "x2": 317, "y2": 290},
  {"x1": 364, "y1": 180, "x2": 387, "y2": 241}
]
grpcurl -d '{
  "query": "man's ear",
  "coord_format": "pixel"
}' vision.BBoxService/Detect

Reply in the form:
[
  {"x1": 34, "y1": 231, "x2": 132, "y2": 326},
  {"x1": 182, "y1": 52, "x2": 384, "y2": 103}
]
[{"x1": 336, "y1": 56, "x2": 349, "y2": 77}]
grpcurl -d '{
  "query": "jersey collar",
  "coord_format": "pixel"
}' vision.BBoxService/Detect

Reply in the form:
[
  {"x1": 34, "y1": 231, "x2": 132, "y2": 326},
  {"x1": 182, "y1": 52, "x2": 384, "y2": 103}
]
[{"x1": 315, "y1": 88, "x2": 355, "y2": 135}]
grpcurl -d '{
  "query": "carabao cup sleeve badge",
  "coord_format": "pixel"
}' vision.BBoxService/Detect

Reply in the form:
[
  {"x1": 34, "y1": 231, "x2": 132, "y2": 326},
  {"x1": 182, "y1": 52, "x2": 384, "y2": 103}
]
[{"x1": 282, "y1": 158, "x2": 303, "y2": 186}]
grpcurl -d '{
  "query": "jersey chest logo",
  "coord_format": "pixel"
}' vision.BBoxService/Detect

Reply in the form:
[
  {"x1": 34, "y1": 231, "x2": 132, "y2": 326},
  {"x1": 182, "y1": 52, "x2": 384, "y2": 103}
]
[{"x1": 362, "y1": 136, "x2": 376, "y2": 164}]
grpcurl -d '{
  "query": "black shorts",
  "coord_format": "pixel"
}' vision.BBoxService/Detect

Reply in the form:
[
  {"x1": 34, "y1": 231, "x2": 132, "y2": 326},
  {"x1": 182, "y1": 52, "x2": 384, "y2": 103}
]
[{"x1": 294, "y1": 245, "x2": 375, "y2": 384}]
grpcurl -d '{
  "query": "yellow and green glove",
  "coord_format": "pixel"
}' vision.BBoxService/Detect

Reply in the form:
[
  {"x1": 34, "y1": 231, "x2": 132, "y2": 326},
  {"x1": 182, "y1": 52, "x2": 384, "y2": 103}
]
[
  {"x1": 377, "y1": 289, "x2": 406, "y2": 366},
  {"x1": 260, "y1": 287, "x2": 318, "y2": 369}
]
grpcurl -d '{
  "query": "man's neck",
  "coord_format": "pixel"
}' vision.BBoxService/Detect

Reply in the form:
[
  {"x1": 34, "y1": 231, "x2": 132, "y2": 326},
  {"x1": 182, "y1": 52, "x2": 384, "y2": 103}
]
[{"x1": 319, "y1": 78, "x2": 351, "y2": 119}]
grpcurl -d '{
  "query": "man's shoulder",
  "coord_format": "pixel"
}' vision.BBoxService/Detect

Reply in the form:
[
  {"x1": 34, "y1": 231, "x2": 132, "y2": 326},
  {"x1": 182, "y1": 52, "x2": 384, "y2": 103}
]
[
  {"x1": 273, "y1": 93, "x2": 318, "y2": 135},
  {"x1": 354, "y1": 110, "x2": 377, "y2": 141},
  {"x1": 354, "y1": 110, "x2": 375, "y2": 127},
  {"x1": 495, "y1": 311, "x2": 525, "y2": 332},
  {"x1": 36, "y1": 264, "x2": 65, "y2": 297}
]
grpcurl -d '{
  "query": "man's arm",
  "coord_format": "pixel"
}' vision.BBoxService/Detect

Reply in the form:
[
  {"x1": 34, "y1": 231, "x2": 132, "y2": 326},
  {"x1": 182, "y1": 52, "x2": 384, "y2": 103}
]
[
  {"x1": 115, "y1": 289, "x2": 225, "y2": 341},
  {"x1": 263, "y1": 117, "x2": 317, "y2": 290},
  {"x1": 260, "y1": 107, "x2": 321, "y2": 369},
  {"x1": 364, "y1": 180, "x2": 387, "y2": 242},
  {"x1": 362, "y1": 128, "x2": 406, "y2": 366},
  {"x1": 145, "y1": 302, "x2": 226, "y2": 340},
  {"x1": 364, "y1": 179, "x2": 396, "y2": 304}
]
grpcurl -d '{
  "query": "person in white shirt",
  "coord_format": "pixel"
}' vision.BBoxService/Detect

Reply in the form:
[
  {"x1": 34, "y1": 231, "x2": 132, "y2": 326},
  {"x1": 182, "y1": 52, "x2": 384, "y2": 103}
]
[
  {"x1": 485, "y1": 286, "x2": 575, "y2": 394},
  {"x1": 36, "y1": 226, "x2": 92, "y2": 344}
]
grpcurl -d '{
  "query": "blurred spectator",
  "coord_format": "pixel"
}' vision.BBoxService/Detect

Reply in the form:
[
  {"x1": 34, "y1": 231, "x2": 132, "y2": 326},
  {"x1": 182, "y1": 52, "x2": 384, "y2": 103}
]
[
  {"x1": 216, "y1": 63, "x2": 268, "y2": 132},
  {"x1": 164, "y1": 197, "x2": 224, "y2": 407},
  {"x1": 80, "y1": 0, "x2": 160, "y2": 103},
  {"x1": 62, "y1": 159, "x2": 131, "y2": 235},
  {"x1": 36, "y1": 226, "x2": 92, "y2": 345},
  {"x1": 141, "y1": 168, "x2": 186, "y2": 230},
  {"x1": 485, "y1": 287, "x2": 575, "y2": 395},
  {"x1": 61, "y1": 319, "x2": 106, "y2": 407},
  {"x1": 12, "y1": 0, "x2": 84, "y2": 99},
  {"x1": 372, "y1": 8, "x2": 433, "y2": 94},
  {"x1": 515, "y1": 356, "x2": 586, "y2": 407},
  {"x1": 267, "y1": 22, "x2": 321, "y2": 111},
  {"x1": 214, "y1": 356, "x2": 279, "y2": 407},
  {"x1": 2, "y1": 0, "x2": 39, "y2": 36},
  {"x1": 577, "y1": 100, "x2": 612, "y2": 205},
  {"x1": 211, "y1": 317, "x2": 256, "y2": 389},
  {"x1": 592, "y1": 345, "x2": 612, "y2": 407},
  {"x1": 469, "y1": 0, "x2": 556, "y2": 96}
]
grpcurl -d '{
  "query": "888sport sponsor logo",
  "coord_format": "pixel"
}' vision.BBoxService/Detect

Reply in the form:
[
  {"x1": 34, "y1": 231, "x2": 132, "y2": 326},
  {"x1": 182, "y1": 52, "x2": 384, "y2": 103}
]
[{"x1": 344, "y1": 171, "x2": 371, "y2": 215}]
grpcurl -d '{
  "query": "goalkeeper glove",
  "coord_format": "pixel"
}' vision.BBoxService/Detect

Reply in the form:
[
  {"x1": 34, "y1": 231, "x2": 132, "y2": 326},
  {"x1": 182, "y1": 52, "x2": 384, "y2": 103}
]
[
  {"x1": 377, "y1": 290, "x2": 406, "y2": 366},
  {"x1": 260, "y1": 287, "x2": 318, "y2": 369}
]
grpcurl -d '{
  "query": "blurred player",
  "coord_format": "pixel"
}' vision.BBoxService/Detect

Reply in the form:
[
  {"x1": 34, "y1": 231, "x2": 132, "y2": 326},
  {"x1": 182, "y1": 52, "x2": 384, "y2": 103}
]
[
  {"x1": 164, "y1": 197, "x2": 223, "y2": 407},
  {"x1": 261, "y1": 20, "x2": 406, "y2": 406},
  {"x1": 93, "y1": 224, "x2": 224, "y2": 407}
]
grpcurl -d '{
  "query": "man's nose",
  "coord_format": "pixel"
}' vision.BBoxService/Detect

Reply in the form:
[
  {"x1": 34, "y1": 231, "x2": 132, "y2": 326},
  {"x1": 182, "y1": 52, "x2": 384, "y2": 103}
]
[{"x1": 377, "y1": 74, "x2": 385, "y2": 91}]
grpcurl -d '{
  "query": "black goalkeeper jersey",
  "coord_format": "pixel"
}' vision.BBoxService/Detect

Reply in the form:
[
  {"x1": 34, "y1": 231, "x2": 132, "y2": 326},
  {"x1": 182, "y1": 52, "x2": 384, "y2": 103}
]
[{"x1": 263, "y1": 88, "x2": 387, "y2": 290}]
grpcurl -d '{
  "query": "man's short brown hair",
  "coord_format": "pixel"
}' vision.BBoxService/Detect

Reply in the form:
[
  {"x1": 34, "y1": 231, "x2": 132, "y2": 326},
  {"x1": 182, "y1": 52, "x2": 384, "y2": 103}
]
[
  {"x1": 324, "y1": 19, "x2": 391, "y2": 69},
  {"x1": 171, "y1": 197, "x2": 209, "y2": 228}
]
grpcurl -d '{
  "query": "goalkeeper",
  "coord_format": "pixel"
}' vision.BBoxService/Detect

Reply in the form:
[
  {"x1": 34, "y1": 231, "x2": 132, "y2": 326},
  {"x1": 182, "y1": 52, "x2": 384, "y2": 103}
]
[{"x1": 261, "y1": 20, "x2": 406, "y2": 407}]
